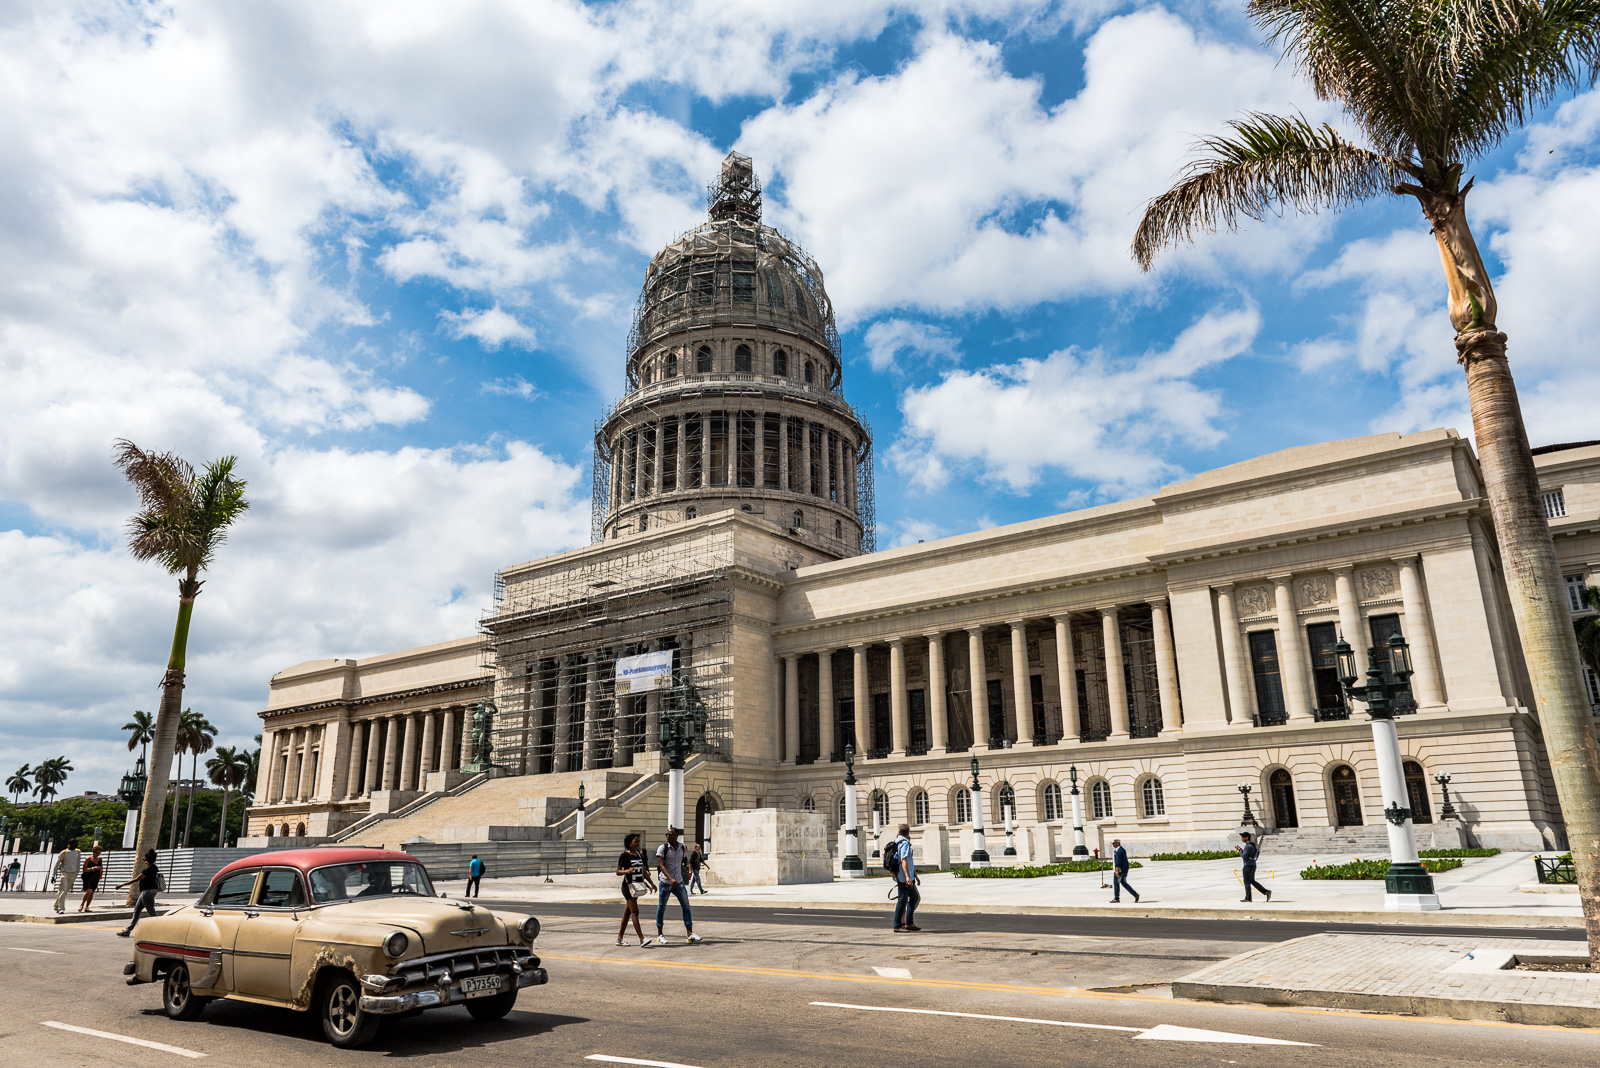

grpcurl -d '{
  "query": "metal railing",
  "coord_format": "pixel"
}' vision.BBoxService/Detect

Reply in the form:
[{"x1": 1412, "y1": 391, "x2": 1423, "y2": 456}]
[{"x1": 1534, "y1": 855, "x2": 1578, "y2": 884}]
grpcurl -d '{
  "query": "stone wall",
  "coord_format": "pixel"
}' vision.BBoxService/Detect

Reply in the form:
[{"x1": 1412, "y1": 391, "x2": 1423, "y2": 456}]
[{"x1": 705, "y1": 808, "x2": 831, "y2": 885}]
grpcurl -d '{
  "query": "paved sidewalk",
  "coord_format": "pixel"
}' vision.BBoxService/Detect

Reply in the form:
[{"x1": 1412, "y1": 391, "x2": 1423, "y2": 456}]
[
  {"x1": 1173, "y1": 932, "x2": 1600, "y2": 1027},
  {"x1": 438, "y1": 849, "x2": 1582, "y2": 928},
  {"x1": 0, "y1": 891, "x2": 181, "y2": 924}
]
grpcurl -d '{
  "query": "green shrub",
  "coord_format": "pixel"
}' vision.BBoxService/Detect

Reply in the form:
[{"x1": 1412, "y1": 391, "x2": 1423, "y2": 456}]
[
  {"x1": 1149, "y1": 850, "x2": 1237, "y2": 861},
  {"x1": 1417, "y1": 848, "x2": 1500, "y2": 858},
  {"x1": 953, "y1": 859, "x2": 1142, "y2": 878},
  {"x1": 1300, "y1": 857, "x2": 1464, "y2": 880}
]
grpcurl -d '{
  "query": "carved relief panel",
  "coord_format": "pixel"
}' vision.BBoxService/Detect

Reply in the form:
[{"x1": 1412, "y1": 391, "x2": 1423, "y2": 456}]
[
  {"x1": 1297, "y1": 575, "x2": 1334, "y2": 608},
  {"x1": 1358, "y1": 567, "x2": 1396, "y2": 601},
  {"x1": 1237, "y1": 585, "x2": 1273, "y2": 617}
]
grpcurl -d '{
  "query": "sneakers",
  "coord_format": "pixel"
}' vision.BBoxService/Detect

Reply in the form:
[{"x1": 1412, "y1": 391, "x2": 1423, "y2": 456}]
[
  {"x1": 654, "y1": 935, "x2": 668, "y2": 945},
  {"x1": 616, "y1": 938, "x2": 627, "y2": 946},
  {"x1": 686, "y1": 933, "x2": 703, "y2": 944},
  {"x1": 116, "y1": 930, "x2": 130, "y2": 938}
]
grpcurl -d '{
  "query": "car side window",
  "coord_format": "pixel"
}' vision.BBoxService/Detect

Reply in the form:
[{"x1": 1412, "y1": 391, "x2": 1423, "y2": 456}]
[
  {"x1": 256, "y1": 868, "x2": 308, "y2": 909},
  {"x1": 210, "y1": 870, "x2": 258, "y2": 907}
]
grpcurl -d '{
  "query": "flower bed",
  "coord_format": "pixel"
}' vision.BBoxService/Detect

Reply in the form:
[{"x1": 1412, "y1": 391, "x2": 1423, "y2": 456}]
[
  {"x1": 1300, "y1": 857, "x2": 1464, "y2": 880},
  {"x1": 1417, "y1": 847, "x2": 1500, "y2": 858},
  {"x1": 953, "y1": 859, "x2": 1141, "y2": 878},
  {"x1": 1148, "y1": 850, "x2": 1237, "y2": 861}
]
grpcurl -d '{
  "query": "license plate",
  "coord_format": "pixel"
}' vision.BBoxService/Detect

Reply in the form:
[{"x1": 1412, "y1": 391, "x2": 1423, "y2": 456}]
[{"x1": 459, "y1": 976, "x2": 501, "y2": 998}]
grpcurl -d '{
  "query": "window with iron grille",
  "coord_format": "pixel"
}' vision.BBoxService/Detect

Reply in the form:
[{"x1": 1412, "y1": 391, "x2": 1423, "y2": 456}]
[
  {"x1": 801, "y1": 796, "x2": 815, "y2": 812},
  {"x1": 1568, "y1": 575, "x2": 1591, "y2": 614},
  {"x1": 1543, "y1": 488, "x2": 1567, "y2": 519},
  {"x1": 1248, "y1": 630, "x2": 1287, "y2": 725}
]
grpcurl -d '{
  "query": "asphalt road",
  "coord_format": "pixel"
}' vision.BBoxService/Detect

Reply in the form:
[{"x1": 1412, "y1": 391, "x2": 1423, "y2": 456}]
[{"x1": 2, "y1": 909, "x2": 1592, "y2": 1068}]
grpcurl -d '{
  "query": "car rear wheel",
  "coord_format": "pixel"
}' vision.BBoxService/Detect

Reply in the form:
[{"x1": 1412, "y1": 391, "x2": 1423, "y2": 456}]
[
  {"x1": 162, "y1": 962, "x2": 209, "y2": 1021},
  {"x1": 320, "y1": 972, "x2": 380, "y2": 1049},
  {"x1": 464, "y1": 988, "x2": 518, "y2": 1022}
]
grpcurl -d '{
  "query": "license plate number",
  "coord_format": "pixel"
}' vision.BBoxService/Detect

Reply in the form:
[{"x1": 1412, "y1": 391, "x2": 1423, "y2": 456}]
[{"x1": 460, "y1": 976, "x2": 501, "y2": 998}]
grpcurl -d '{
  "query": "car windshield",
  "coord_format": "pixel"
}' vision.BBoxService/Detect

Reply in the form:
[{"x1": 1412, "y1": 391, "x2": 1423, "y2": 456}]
[{"x1": 308, "y1": 861, "x2": 434, "y2": 903}]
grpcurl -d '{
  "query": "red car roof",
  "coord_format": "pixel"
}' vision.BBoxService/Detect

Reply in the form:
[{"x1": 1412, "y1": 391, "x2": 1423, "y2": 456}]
[{"x1": 211, "y1": 847, "x2": 418, "y2": 885}]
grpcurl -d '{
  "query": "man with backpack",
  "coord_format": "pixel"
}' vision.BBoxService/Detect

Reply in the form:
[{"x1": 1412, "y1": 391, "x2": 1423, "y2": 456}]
[
  {"x1": 888, "y1": 823, "x2": 920, "y2": 932},
  {"x1": 1238, "y1": 832, "x2": 1272, "y2": 902},
  {"x1": 466, "y1": 855, "x2": 485, "y2": 897}
]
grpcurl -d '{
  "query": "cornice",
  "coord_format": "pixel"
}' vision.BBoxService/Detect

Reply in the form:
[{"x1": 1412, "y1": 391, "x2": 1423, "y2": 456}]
[
  {"x1": 263, "y1": 676, "x2": 493, "y2": 720},
  {"x1": 1152, "y1": 498, "x2": 1481, "y2": 567}
]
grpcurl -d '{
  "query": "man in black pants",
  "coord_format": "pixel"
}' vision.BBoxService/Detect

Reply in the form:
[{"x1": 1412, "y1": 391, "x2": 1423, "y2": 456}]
[{"x1": 1238, "y1": 832, "x2": 1272, "y2": 902}]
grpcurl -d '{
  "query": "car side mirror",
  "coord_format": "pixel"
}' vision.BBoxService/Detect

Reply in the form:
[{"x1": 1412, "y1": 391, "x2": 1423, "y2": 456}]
[{"x1": 440, "y1": 892, "x2": 449, "y2": 898}]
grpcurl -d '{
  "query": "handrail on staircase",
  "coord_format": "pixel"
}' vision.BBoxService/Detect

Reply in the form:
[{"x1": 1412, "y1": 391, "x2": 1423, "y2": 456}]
[
  {"x1": 331, "y1": 774, "x2": 490, "y2": 842},
  {"x1": 548, "y1": 754, "x2": 708, "y2": 839}
]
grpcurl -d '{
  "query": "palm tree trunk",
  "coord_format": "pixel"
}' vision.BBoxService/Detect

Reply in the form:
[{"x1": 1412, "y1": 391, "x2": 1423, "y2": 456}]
[
  {"x1": 183, "y1": 751, "x2": 198, "y2": 847},
  {"x1": 167, "y1": 750, "x2": 182, "y2": 852},
  {"x1": 1460, "y1": 329, "x2": 1600, "y2": 963},
  {"x1": 126, "y1": 579, "x2": 196, "y2": 904},
  {"x1": 217, "y1": 786, "x2": 230, "y2": 847}
]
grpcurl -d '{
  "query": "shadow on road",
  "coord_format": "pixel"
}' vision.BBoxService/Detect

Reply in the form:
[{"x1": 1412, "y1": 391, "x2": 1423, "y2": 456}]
[{"x1": 180, "y1": 998, "x2": 588, "y2": 1055}]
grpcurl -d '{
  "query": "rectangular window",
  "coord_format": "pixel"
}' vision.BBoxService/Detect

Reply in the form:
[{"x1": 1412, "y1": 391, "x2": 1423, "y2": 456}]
[
  {"x1": 836, "y1": 696, "x2": 855, "y2": 754},
  {"x1": 1367, "y1": 612, "x2": 1417, "y2": 712},
  {"x1": 641, "y1": 424, "x2": 656, "y2": 494},
  {"x1": 1305, "y1": 621, "x2": 1349, "y2": 720},
  {"x1": 732, "y1": 264, "x2": 755, "y2": 303},
  {"x1": 871, "y1": 692, "x2": 891, "y2": 756},
  {"x1": 624, "y1": 430, "x2": 639, "y2": 500},
  {"x1": 1568, "y1": 575, "x2": 1590, "y2": 614},
  {"x1": 684, "y1": 414, "x2": 703, "y2": 489},
  {"x1": 985, "y1": 678, "x2": 1006, "y2": 744},
  {"x1": 827, "y1": 430, "x2": 839, "y2": 502},
  {"x1": 787, "y1": 418, "x2": 805, "y2": 490},
  {"x1": 1249, "y1": 630, "x2": 1287, "y2": 726},
  {"x1": 765, "y1": 271, "x2": 785, "y2": 308},
  {"x1": 1029, "y1": 674, "x2": 1047, "y2": 741},
  {"x1": 736, "y1": 411, "x2": 757, "y2": 488},
  {"x1": 1585, "y1": 664, "x2": 1600, "y2": 713},
  {"x1": 692, "y1": 268, "x2": 714, "y2": 306},
  {"x1": 709, "y1": 412, "x2": 728, "y2": 487},
  {"x1": 660, "y1": 419, "x2": 678, "y2": 493},
  {"x1": 809, "y1": 423, "x2": 824, "y2": 497},
  {"x1": 1543, "y1": 488, "x2": 1567, "y2": 519},
  {"x1": 762, "y1": 414, "x2": 781, "y2": 488},
  {"x1": 908, "y1": 689, "x2": 927, "y2": 754}
]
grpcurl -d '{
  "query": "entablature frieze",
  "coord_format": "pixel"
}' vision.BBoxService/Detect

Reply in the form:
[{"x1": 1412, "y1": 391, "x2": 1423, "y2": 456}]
[{"x1": 262, "y1": 675, "x2": 492, "y2": 722}]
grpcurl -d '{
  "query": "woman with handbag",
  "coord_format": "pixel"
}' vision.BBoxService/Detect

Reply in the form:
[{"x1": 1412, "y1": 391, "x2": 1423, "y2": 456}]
[{"x1": 615, "y1": 833, "x2": 655, "y2": 947}]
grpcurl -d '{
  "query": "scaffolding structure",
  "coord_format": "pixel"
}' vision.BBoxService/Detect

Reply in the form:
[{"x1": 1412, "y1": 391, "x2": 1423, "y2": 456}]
[{"x1": 480, "y1": 528, "x2": 737, "y2": 775}]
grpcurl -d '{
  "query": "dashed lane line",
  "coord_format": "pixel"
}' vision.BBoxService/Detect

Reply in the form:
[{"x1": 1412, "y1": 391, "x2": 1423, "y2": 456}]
[
  {"x1": 871, "y1": 966, "x2": 912, "y2": 978},
  {"x1": 586, "y1": 1056, "x2": 706, "y2": 1068},
  {"x1": 809, "y1": 1001, "x2": 1141, "y2": 1032},
  {"x1": 810, "y1": 1002, "x2": 1316, "y2": 1045},
  {"x1": 40, "y1": 1021, "x2": 205, "y2": 1058},
  {"x1": 2, "y1": 946, "x2": 60, "y2": 953}
]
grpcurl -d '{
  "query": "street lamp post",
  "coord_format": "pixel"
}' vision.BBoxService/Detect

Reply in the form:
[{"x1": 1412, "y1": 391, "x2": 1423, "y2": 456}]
[
  {"x1": 1238, "y1": 782, "x2": 1257, "y2": 825},
  {"x1": 841, "y1": 744, "x2": 864, "y2": 877},
  {"x1": 969, "y1": 756, "x2": 990, "y2": 869},
  {"x1": 659, "y1": 676, "x2": 708, "y2": 834},
  {"x1": 118, "y1": 757, "x2": 147, "y2": 850},
  {"x1": 0, "y1": 814, "x2": 9, "y2": 855},
  {"x1": 1337, "y1": 632, "x2": 1441, "y2": 911},
  {"x1": 575, "y1": 783, "x2": 586, "y2": 842},
  {"x1": 1068, "y1": 766, "x2": 1088, "y2": 857},
  {"x1": 1434, "y1": 770, "x2": 1459, "y2": 821},
  {"x1": 1003, "y1": 802, "x2": 1017, "y2": 857}
]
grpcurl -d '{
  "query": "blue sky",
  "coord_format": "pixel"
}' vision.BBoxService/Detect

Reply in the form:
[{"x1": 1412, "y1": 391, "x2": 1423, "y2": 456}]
[{"x1": 2, "y1": 0, "x2": 1598, "y2": 793}]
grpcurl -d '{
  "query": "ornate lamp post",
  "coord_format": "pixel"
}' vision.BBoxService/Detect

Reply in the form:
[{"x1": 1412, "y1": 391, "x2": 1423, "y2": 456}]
[
  {"x1": 1434, "y1": 770, "x2": 1459, "y2": 821},
  {"x1": 1068, "y1": 766, "x2": 1088, "y2": 857},
  {"x1": 1337, "y1": 631, "x2": 1440, "y2": 910},
  {"x1": 118, "y1": 756, "x2": 147, "y2": 850},
  {"x1": 1003, "y1": 794, "x2": 1017, "y2": 857},
  {"x1": 841, "y1": 744, "x2": 864, "y2": 877},
  {"x1": 870, "y1": 787, "x2": 882, "y2": 860},
  {"x1": 1238, "y1": 782, "x2": 1257, "y2": 825},
  {"x1": 659, "y1": 677, "x2": 708, "y2": 834},
  {"x1": 969, "y1": 756, "x2": 990, "y2": 868},
  {"x1": 575, "y1": 783, "x2": 587, "y2": 842},
  {"x1": 0, "y1": 814, "x2": 9, "y2": 855}
]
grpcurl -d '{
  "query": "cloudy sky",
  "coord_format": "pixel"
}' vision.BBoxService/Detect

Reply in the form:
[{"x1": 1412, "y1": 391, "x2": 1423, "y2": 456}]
[{"x1": 2, "y1": 0, "x2": 1596, "y2": 794}]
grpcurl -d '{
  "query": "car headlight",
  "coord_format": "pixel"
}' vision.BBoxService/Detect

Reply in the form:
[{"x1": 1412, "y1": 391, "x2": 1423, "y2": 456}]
[
  {"x1": 519, "y1": 916, "x2": 540, "y2": 943},
  {"x1": 382, "y1": 931, "x2": 410, "y2": 958}
]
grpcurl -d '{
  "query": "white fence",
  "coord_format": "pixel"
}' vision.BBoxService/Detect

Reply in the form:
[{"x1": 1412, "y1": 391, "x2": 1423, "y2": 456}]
[{"x1": 3, "y1": 846, "x2": 278, "y2": 895}]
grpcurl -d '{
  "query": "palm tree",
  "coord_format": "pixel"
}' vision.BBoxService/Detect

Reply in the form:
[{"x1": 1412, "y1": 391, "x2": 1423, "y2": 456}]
[
  {"x1": 1132, "y1": 0, "x2": 1600, "y2": 963},
  {"x1": 1576, "y1": 585, "x2": 1600, "y2": 678},
  {"x1": 207, "y1": 746, "x2": 250, "y2": 846},
  {"x1": 5, "y1": 765, "x2": 30, "y2": 804},
  {"x1": 180, "y1": 710, "x2": 216, "y2": 847},
  {"x1": 114, "y1": 440, "x2": 248, "y2": 897},
  {"x1": 123, "y1": 709, "x2": 154, "y2": 768},
  {"x1": 32, "y1": 756, "x2": 71, "y2": 803}
]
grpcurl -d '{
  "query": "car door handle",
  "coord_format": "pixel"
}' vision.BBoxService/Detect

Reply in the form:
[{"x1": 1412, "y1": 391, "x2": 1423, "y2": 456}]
[{"x1": 244, "y1": 909, "x2": 260, "y2": 918}]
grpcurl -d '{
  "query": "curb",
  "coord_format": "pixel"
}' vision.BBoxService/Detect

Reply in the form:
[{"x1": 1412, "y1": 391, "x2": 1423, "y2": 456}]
[
  {"x1": 1171, "y1": 979, "x2": 1600, "y2": 1028},
  {"x1": 0, "y1": 907, "x2": 172, "y2": 925}
]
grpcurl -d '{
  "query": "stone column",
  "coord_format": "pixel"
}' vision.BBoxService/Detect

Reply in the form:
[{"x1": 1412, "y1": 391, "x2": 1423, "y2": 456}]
[
  {"x1": 700, "y1": 413, "x2": 712, "y2": 489},
  {"x1": 819, "y1": 648, "x2": 836, "y2": 761},
  {"x1": 1009, "y1": 620, "x2": 1032, "y2": 747},
  {"x1": 438, "y1": 706, "x2": 456, "y2": 774},
  {"x1": 784, "y1": 654, "x2": 800, "y2": 765},
  {"x1": 1270, "y1": 575, "x2": 1313, "y2": 721},
  {"x1": 1394, "y1": 555, "x2": 1445, "y2": 708},
  {"x1": 852, "y1": 644, "x2": 870, "y2": 756},
  {"x1": 1148, "y1": 596, "x2": 1182, "y2": 733},
  {"x1": 582, "y1": 655, "x2": 601, "y2": 771},
  {"x1": 675, "y1": 416, "x2": 687, "y2": 493},
  {"x1": 554, "y1": 659, "x2": 573, "y2": 773},
  {"x1": 381, "y1": 716, "x2": 400, "y2": 790},
  {"x1": 255, "y1": 728, "x2": 278, "y2": 801},
  {"x1": 363, "y1": 719, "x2": 382, "y2": 796},
  {"x1": 1101, "y1": 608, "x2": 1130, "y2": 739},
  {"x1": 419, "y1": 711, "x2": 438, "y2": 778},
  {"x1": 398, "y1": 714, "x2": 418, "y2": 791},
  {"x1": 778, "y1": 417, "x2": 789, "y2": 491},
  {"x1": 633, "y1": 426, "x2": 646, "y2": 501},
  {"x1": 345, "y1": 721, "x2": 366, "y2": 799},
  {"x1": 927, "y1": 633, "x2": 947, "y2": 754},
  {"x1": 1215, "y1": 584, "x2": 1254, "y2": 728},
  {"x1": 299, "y1": 727, "x2": 322, "y2": 800},
  {"x1": 457, "y1": 708, "x2": 473, "y2": 769},
  {"x1": 1468, "y1": 527, "x2": 1517, "y2": 703},
  {"x1": 889, "y1": 639, "x2": 908, "y2": 757},
  {"x1": 1053, "y1": 616, "x2": 1080, "y2": 743},
  {"x1": 1331, "y1": 565, "x2": 1364, "y2": 648},
  {"x1": 967, "y1": 628, "x2": 989, "y2": 752},
  {"x1": 276, "y1": 729, "x2": 296, "y2": 802}
]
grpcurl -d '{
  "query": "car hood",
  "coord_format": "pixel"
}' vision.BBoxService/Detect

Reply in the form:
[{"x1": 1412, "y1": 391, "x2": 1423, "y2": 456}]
[{"x1": 320, "y1": 896, "x2": 510, "y2": 953}]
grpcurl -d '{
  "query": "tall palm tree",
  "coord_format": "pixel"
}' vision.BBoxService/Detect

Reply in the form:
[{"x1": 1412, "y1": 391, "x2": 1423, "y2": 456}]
[
  {"x1": 114, "y1": 440, "x2": 248, "y2": 897},
  {"x1": 180, "y1": 710, "x2": 216, "y2": 848},
  {"x1": 1133, "y1": 0, "x2": 1600, "y2": 962},
  {"x1": 32, "y1": 756, "x2": 72, "y2": 803},
  {"x1": 123, "y1": 709, "x2": 154, "y2": 768},
  {"x1": 5, "y1": 765, "x2": 30, "y2": 804},
  {"x1": 207, "y1": 746, "x2": 250, "y2": 847}
]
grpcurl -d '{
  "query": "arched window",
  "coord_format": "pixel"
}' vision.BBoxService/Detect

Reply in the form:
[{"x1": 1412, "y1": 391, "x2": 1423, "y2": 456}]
[
  {"x1": 1090, "y1": 780, "x2": 1113, "y2": 820},
  {"x1": 793, "y1": 510, "x2": 804, "y2": 529},
  {"x1": 912, "y1": 790, "x2": 930, "y2": 826},
  {"x1": 953, "y1": 787, "x2": 972, "y2": 824},
  {"x1": 801, "y1": 796, "x2": 815, "y2": 812},
  {"x1": 1269, "y1": 768, "x2": 1298, "y2": 828},
  {"x1": 1042, "y1": 782, "x2": 1063, "y2": 822},
  {"x1": 837, "y1": 794, "x2": 848, "y2": 826},
  {"x1": 666, "y1": 352, "x2": 678, "y2": 377},
  {"x1": 734, "y1": 344, "x2": 752, "y2": 372},
  {"x1": 804, "y1": 361, "x2": 814, "y2": 384},
  {"x1": 638, "y1": 513, "x2": 649, "y2": 532},
  {"x1": 295, "y1": 822, "x2": 306, "y2": 837},
  {"x1": 997, "y1": 782, "x2": 1016, "y2": 822},
  {"x1": 695, "y1": 793, "x2": 718, "y2": 845},
  {"x1": 872, "y1": 790, "x2": 890, "y2": 827},
  {"x1": 696, "y1": 346, "x2": 712, "y2": 373},
  {"x1": 774, "y1": 349, "x2": 788, "y2": 376},
  {"x1": 264, "y1": 824, "x2": 274, "y2": 837},
  {"x1": 1403, "y1": 760, "x2": 1433, "y2": 823},
  {"x1": 1141, "y1": 777, "x2": 1166, "y2": 817},
  {"x1": 685, "y1": 506, "x2": 697, "y2": 520},
  {"x1": 1331, "y1": 764, "x2": 1363, "y2": 826}
]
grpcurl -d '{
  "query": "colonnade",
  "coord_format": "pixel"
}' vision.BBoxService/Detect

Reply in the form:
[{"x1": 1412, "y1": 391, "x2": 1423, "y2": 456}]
[{"x1": 258, "y1": 704, "x2": 471, "y2": 806}]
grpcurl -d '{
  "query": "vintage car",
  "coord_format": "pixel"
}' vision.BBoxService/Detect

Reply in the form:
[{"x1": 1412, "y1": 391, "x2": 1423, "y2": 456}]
[{"x1": 123, "y1": 847, "x2": 546, "y2": 1048}]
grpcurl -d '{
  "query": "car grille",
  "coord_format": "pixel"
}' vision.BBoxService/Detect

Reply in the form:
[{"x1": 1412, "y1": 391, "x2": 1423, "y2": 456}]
[{"x1": 390, "y1": 946, "x2": 527, "y2": 987}]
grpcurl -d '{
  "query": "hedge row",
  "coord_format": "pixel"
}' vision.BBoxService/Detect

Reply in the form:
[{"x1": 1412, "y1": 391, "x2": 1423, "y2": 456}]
[
  {"x1": 1300, "y1": 857, "x2": 1464, "y2": 880},
  {"x1": 1417, "y1": 848, "x2": 1500, "y2": 858},
  {"x1": 953, "y1": 859, "x2": 1142, "y2": 878},
  {"x1": 1148, "y1": 850, "x2": 1237, "y2": 861}
]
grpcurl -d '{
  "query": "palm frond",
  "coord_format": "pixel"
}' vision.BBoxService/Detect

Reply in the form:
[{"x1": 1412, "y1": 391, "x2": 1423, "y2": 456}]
[
  {"x1": 114, "y1": 442, "x2": 249, "y2": 577},
  {"x1": 1134, "y1": 112, "x2": 1403, "y2": 269}
]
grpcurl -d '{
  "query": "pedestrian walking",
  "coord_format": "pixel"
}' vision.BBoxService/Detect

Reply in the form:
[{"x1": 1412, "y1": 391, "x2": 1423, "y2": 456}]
[
  {"x1": 890, "y1": 823, "x2": 920, "y2": 932},
  {"x1": 653, "y1": 826, "x2": 701, "y2": 945},
  {"x1": 466, "y1": 854, "x2": 484, "y2": 897},
  {"x1": 4, "y1": 857, "x2": 18, "y2": 891},
  {"x1": 1237, "y1": 832, "x2": 1272, "y2": 902},
  {"x1": 79, "y1": 844, "x2": 105, "y2": 912},
  {"x1": 51, "y1": 838, "x2": 82, "y2": 914},
  {"x1": 115, "y1": 849, "x2": 162, "y2": 937},
  {"x1": 615, "y1": 833, "x2": 655, "y2": 946},
  {"x1": 1108, "y1": 839, "x2": 1139, "y2": 903},
  {"x1": 688, "y1": 840, "x2": 709, "y2": 894}
]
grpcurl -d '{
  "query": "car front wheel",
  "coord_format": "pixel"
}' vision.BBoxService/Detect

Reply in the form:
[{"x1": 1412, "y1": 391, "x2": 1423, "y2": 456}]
[
  {"x1": 320, "y1": 972, "x2": 380, "y2": 1049},
  {"x1": 464, "y1": 988, "x2": 518, "y2": 1022},
  {"x1": 162, "y1": 962, "x2": 209, "y2": 1021}
]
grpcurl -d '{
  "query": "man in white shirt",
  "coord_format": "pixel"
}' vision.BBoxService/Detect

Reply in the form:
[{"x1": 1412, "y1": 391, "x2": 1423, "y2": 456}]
[
  {"x1": 653, "y1": 827, "x2": 702, "y2": 945},
  {"x1": 52, "y1": 839, "x2": 82, "y2": 915}
]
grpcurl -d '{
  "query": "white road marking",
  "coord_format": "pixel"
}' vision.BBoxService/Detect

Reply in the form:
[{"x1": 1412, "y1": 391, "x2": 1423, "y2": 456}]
[
  {"x1": 871, "y1": 966, "x2": 913, "y2": 978},
  {"x1": 586, "y1": 1056, "x2": 705, "y2": 1068},
  {"x1": 40, "y1": 1021, "x2": 206, "y2": 1058},
  {"x1": 809, "y1": 1001, "x2": 1142, "y2": 1032},
  {"x1": 1135, "y1": 1024, "x2": 1315, "y2": 1046},
  {"x1": 2, "y1": 946, "x2": 61, "y2": 954}
]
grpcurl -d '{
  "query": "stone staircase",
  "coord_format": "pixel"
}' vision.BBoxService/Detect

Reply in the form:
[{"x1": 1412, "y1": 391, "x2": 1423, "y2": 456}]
[{"x1": 1259, "y1": 825, "x2": 1393, "y2": 858}]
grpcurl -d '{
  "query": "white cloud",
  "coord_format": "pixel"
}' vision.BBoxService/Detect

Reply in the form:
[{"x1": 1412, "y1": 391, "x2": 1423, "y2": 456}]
[
  {"x1": 442, "y1": 305, "x2": 539, "y2": 350},
  {"x1": 862, "y1": 319, "x2": 962, "y2": 372},
  {"x1": 891, "y1": 307, "x2": 1260, "y2": 494}
]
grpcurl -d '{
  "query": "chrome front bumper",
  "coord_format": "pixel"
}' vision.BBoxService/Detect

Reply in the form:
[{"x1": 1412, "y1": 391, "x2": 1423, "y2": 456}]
[{"x1": 358, "y1": 967, "x2": 547, "y2": 1015}]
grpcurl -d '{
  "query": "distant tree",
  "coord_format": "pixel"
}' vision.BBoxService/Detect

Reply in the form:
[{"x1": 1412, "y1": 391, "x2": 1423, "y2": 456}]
[
  {"x1": 179, "y1": 709, "x2": 216, "y2": 848},
  {"x1": 206, "y1": 746, "x2": 250, "y2": 847},
  {"x1": 114, "y1": 440, "x2": 248, "y2": 896},
  {"x1": 1577, "y1": 584, "x2": 1600, "y2": 679},
  {"x1": 32, "y1": 757, "x2": 72, "y2": 803},
  {"x1": 6, "y1": 765, "x2": 31, "y2": 804},
  {"x1": 123, "y1": 709, "x2": 155, "y2": 767}
]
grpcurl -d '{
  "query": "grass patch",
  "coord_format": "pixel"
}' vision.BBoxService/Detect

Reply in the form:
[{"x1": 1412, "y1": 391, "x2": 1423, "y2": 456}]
[
  {"x1": 953, "y1": 860, "x2": 1141, "y2": 878},
  {"x1": 1418, "y1": 847, "x2": 1500, "y2": 858},
  {"x1": 1148, "y1": 850, "x2": 1238, "y2": 861},
  {"x1": 1300, "y1": 857, "x2": 1464, "y2": 880}
]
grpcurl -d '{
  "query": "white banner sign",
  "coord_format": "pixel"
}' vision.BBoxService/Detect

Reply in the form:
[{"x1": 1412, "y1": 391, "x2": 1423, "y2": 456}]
[{"x1": 615, "y1": 650, "x2": 674, "y2": 694}]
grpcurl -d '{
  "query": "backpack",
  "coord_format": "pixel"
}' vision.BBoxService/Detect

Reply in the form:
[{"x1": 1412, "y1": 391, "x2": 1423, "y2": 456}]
[{"x1": 881, "y1": 838, "x2": 902, "y2": 875}]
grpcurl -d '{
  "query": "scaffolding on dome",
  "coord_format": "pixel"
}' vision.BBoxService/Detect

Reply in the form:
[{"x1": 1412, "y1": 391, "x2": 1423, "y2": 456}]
[{"x1": 479, "y1": 527, "x2": 736, "y2": 775}]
